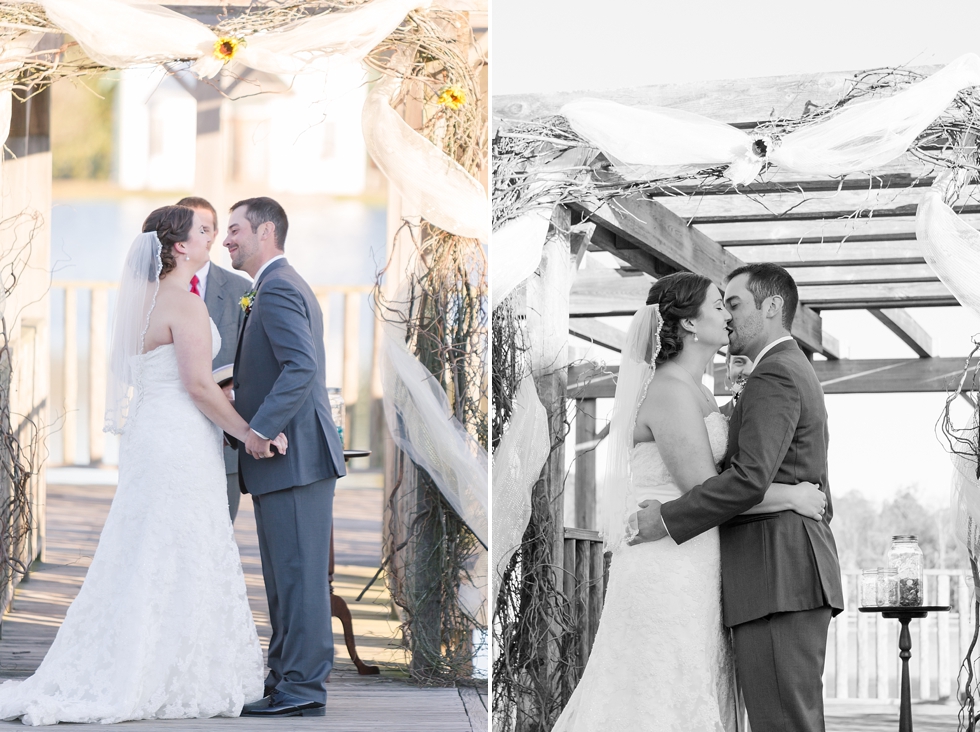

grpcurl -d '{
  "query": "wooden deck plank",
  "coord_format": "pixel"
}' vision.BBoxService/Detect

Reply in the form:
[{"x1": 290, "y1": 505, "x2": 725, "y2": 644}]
[{"x1": 0, "y1": 479, "x2": 480, "y2": 731}]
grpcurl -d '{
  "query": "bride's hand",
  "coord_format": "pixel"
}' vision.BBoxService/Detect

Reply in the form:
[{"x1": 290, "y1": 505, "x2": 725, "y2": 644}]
[
  {"x1": 272, "y1": 432, "x2": 288, "y2": 455},
  {"x1": 791, "y1": 481, "x2": 826, "y2": 521}
]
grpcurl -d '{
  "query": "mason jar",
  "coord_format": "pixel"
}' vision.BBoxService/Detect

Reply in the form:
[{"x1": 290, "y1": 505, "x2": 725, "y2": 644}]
[
  {"x1": 887, "y1": 535, "x2": 924, "y2": 607},
  {"x1": 860, "y1": 569, "x2": 878, "y2": 607},
  {"x1": 326, "y1": 387, "x2": 345, "y2": 446},
  {"x1": 877, "y1": 568, "x2": 898, "y2": 606}
]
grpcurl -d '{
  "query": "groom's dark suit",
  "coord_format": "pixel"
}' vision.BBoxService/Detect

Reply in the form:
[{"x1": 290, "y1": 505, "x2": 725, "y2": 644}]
[
  {"x1": 661, "y1": 338, "x2": 844, "y2": 732},
  {"x1": 232, "y1": 257, "x2": 346, "y2": 705}
]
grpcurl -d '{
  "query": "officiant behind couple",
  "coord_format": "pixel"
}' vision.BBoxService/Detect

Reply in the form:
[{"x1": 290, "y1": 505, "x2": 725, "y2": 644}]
[
  {"x1": 0, "y1": 196, "x2": 346, "y2": 725},
  {"x1": 553, "y1": 263, "x2": 843, "y2": 732}
]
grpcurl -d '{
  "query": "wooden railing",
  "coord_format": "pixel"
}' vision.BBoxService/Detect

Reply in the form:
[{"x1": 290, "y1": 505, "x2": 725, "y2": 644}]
[
  {"x1": 825, "y1": 569, "x2": 973, "y2": 701},
  {"x1": 561, "y1": 528, "x2": 608, "y2": 695},
  {"x1": 52, "y1": 280, "x2": 377, "y2": 465}
]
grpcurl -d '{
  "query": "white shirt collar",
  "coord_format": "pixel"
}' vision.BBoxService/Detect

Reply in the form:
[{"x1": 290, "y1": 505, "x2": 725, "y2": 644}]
[
  {"x1": 752, "y1": 335, "x2": 794, "y2": 370},
  {"x1": 253, "y1": 254, "x2": 285, "y2": 284}
]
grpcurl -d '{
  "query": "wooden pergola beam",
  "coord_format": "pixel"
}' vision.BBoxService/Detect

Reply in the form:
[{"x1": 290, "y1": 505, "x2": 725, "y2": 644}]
[
  {"x1": 568, "y1": 357, "x2": 979, "y2": 398},
  {"x1": 569, "y1": 318, "x2": 628, "y2": 352},
  {"x1": 868, "y1": 309, "x2": 935, "y2": 358},
  {"x1": 567, "y1": 194, "x2": 839, "y2": 358}
]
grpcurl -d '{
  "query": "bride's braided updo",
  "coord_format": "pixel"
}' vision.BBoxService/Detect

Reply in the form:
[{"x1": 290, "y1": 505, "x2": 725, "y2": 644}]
[
  {"x1": 645, "y1": 272, "x2": 713, "y2": 365},
  {"x1": 142, "y1": 205, "x2": 194, "y2": 279}
]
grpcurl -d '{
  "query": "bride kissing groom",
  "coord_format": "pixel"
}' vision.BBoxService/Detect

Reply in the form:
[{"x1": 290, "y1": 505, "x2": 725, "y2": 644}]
[{"x1": 553, "y1": 263, "x2": 843, "y2": 732}]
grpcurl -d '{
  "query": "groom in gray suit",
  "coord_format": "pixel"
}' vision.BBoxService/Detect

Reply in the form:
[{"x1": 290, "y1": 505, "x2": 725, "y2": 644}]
[
  {"x1": 632, "y1": 263, "x2": 844, "y2": 732},
  {"x1": 224, "y1": 197, "x2": 347, "y2": 718},
  {"x1": 176, "y1": 197, "x2": 252, "y2": 522}
]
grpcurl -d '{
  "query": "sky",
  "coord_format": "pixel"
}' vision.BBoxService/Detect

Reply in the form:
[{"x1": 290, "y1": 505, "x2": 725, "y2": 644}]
[{"x1": 493, "y1": 0, "x2": 980, "y2": 509}]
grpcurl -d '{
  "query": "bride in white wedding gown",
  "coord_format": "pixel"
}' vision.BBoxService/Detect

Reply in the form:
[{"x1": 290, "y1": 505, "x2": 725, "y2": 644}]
[
  {"x1": 0, "y1": 205, "x2": 286, "y2": 726},
  {"x1": 552, "y1": 273, "x2": 826, "y2": 732}
]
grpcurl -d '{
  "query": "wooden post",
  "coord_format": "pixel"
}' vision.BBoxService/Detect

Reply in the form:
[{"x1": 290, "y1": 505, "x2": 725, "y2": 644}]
[
  {"x1": 524, "y1": 205, "x2": 572, "y2": 725},
  {"x1": 561, "y1": 535, "x2": 578, "y2": 691},
  {"x1": 575, "y1": 539, "x2": 589, "y2": 667},
  {"x1": 88, "y1": 288, "x2": 107, "y2": 464},
  {"x1": 62, "y1": 286, "x2": 77, "y2": 466},
  {"x1": 574, "y1": 398, "x2": 597, "y2": 530},
  {"x1": 938, "y1": 573, "x2": 951, "y2": 700},
  {"x1": 857, "y1": 603, "x2": 871, "y2": 698},
  {"x1": 835, "y1": 574, "x2": 849, "y2": 698},
  {"x1": 342, "y1": 292, "x2": 360, "y2": 449}
]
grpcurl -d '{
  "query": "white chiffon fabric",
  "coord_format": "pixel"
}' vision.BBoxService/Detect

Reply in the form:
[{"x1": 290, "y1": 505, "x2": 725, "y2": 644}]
[
  {"x1": 0, "y1": 321, "x2": 264, "y2": 726},
  {"x1": 490, "y1": 208, "x2": 552, "y2": 310},
  {"x1": 379, "y1": 310, "x2": 488, "y2": 623},
  {"x1": 561, "y1": 53, "x2": 980, "y2": 185},
  {"x1": 38, "y1": 0, "x2": 431, "y2": 79},
  {"x1": 490, "y1": 371, "x2": 550, "y2": 605},
  {"x1": 915, "y1": 181, "x2": 980, "y2": 319},
  {"x1": 552, "y1": 412, "x2": 736, "y2": 732},
  {"x1": 362, "y1": 68, "x2": 489, "y2": 243}
]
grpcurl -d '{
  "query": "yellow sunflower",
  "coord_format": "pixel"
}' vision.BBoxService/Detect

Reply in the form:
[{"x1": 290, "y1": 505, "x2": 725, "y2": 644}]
[
  {"x1": 213, "y1": 37, "x2": 244, "y2": 63},
  {"x1": 437, "y1": 85, "x2": 467, "y2": 111}
]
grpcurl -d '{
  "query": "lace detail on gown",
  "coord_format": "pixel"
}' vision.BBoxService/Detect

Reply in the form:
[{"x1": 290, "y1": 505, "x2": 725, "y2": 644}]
[
  {"x1": 0, "y1": 320, "x2": 264, "y2": 726},
  {"x1": 553, "y1": 412, "x2": 737, "y2": 732}
]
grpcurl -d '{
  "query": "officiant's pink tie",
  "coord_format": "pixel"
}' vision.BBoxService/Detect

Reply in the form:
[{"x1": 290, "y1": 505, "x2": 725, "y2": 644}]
[{"x1": 190, "y1": 275, "x2": 201, "y2": 297}]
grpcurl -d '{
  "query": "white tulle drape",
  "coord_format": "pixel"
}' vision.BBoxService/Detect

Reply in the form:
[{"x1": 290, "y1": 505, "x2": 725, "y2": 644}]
[
  {"x1": 915, "y1": 183, "x2": 980, "y2": 318},
  {"x1": 362, "y1": 70, "x2": 489, "y2": 243},
  {"x1": 491, "y1": 373, "x2": 550, "y2": 605},
  {"x1": 37, "y1": 0, "x2": 433, "y2": 79},
  {"x1": 379, "y1": 310, "x2": 488, "y2": 622},
  {"x1": 241, "y1": 0, "x2": 432, "y2": 76},
  {"x1": 490, "y1": 209, "x2": 552, "y2": 309},
  {"x1": 562, "y1": 53, "x2": 980, "y2": 186}
]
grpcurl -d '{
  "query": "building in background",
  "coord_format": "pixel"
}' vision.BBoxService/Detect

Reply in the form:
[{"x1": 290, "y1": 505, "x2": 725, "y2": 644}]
[{"x1": 112, "y1": 61, "x2": 368, "y2": 196}]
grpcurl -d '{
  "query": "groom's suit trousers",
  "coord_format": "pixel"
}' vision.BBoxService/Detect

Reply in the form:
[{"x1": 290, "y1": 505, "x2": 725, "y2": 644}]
[
  {"x1": 251, "y1": 477, "x2": 336, "y2": 704},
  {"x1": 731, "y1": 606, "x2": 832, "y2": 732}
]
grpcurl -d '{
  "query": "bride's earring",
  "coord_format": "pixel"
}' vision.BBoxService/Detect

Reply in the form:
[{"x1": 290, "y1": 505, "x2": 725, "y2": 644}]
[
  {"x1": 185, "y1": 255, "x2": 190, "y2": 261},
  {"x1": 693, "y1": 331, "x2": 699, "y2": 342}
]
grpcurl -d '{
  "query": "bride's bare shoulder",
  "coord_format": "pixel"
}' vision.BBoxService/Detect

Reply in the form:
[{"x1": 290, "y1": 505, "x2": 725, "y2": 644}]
[{"x1": 640, "y1": 367, "x2": 699, "y2": 415}]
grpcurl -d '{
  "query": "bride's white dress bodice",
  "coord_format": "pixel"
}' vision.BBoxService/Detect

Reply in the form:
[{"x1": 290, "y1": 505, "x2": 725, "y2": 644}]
[
  {"x1": 0, "y1": 319, "x2": 264, "y2": 726},
  {"x1": 632, "y1": 411, "x2": 729, "y2": 503}
]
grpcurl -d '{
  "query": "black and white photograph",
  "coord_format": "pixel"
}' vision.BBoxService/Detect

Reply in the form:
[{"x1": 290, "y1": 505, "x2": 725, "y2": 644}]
[{"x1": 491, "y1": 2, "x2": 980, "y2": 731}]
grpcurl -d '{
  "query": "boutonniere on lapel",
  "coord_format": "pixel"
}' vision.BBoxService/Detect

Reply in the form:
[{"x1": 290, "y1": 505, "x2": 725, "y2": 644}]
[
  {"x1": 239, "y1": 289, "x2": 257, "y2": 315},
  {"x1": 730, "y1": 374, "x2": 748, "y2": 405}
]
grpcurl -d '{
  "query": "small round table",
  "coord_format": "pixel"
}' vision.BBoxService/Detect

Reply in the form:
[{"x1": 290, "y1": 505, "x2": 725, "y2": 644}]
[{"x1": 858, "y1": 605, "x2": 951, "y2": 732}]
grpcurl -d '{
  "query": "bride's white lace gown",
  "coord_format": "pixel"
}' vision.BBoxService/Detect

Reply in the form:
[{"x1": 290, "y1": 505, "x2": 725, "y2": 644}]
[
  {"x1": 552, "y1": 412, "x2": 737, "y2": 732},
  {"x1": 0, "y1": 321, "x2": 264, "y2": 726}
]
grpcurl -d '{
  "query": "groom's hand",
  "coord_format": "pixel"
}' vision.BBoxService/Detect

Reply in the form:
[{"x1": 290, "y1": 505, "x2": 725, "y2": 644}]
[
  {"x1": 628, "y1": 499, "x2": 669, "y2": 545},
  {"x1": 245, "y1": 429, "x2": 274, "y2": 460}
]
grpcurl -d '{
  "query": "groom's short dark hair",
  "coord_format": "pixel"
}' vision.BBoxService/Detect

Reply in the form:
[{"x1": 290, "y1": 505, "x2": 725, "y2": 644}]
[
  {"x1": 726, "y1": 263, "x2": 798, "y2": 330},
  {"x1": 230, "y1": 197, "x2": 288, "y2": 250}
]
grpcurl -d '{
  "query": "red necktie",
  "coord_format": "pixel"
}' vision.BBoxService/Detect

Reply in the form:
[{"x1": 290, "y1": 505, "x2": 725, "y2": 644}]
[{"x1": 190, "y1": 275, "x2": 201, "y2": 297}]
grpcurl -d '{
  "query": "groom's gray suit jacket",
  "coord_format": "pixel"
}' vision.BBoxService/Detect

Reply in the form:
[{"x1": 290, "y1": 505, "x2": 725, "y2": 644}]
[
  {"x1": 203, "y1": 263, "x2": 252, "y2": 475},
  {"x1": 232, "y1": 258, "x2": 346, "y2": 494},
  {"x1": 661, "y1": 338, "x2": 844, "y2": 628}
]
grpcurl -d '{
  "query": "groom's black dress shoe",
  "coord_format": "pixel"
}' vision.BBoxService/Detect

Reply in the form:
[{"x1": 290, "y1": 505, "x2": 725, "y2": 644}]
[{"x1": 240, "y1": 690, "x2": 326, "y2": 718}]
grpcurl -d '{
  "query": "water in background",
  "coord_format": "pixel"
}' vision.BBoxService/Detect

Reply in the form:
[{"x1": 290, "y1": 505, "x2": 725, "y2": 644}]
[{"x1": 49, "y1": 195, "x2": 387, "y2": 466}]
